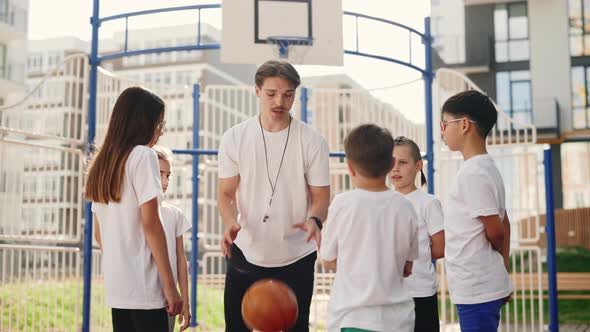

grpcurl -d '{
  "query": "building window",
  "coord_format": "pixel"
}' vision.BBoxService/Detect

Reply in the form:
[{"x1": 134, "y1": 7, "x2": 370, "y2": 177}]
[
  {"x1": 47, "y1": 51, "x2": 62, "y2": 69},
  {"x1": 569, "y1": 0, "x2": 590, "y2": 56},
  {"x1": 27, "y1": 53, "x2": 43, "y2": 73},
  {"x1": 494, "y1": 3, "x2": 529, "y2": 62},
  {"x1": 496, "y1": 70, "x2": 532, "y2": 127},
  {"x1": 571, "y1": 66, "x2": 590, "y2": 129},
  {"x1": 0, "y1": 43, "x2": 6, "y2": 79}
]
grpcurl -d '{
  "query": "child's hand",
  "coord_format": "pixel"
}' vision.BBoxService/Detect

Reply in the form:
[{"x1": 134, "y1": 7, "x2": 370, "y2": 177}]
[
  {"x1": 179, "y1": 304, "x2": 191, "y2": 331},
  {"x1": 403, "y1": 261, "x2": 413, "y2": 278},
  {"x1": 164, "y1": 286, "x2": 183, "y2": 316}
]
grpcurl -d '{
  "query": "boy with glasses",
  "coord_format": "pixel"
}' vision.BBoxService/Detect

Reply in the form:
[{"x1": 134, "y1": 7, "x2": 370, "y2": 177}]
[{"x1": 440, "y1": 90, "x2": 513, "y2": 332}]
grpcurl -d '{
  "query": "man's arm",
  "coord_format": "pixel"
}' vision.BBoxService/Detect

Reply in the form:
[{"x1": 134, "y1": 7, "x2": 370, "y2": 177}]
[
  {"x1": 294, "y1": 185, "x2": 330, "y2": 248},
  {"x1": 308, "y1": 184, "x2": 330, "y2": 222},
  {"x1": 218, "y1": 175, "x2": 241, "y2": 257}
]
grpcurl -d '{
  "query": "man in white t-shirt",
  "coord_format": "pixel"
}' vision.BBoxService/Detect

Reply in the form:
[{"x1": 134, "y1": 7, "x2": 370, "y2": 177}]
[
  {"x1": 320, "y1": 124, "x2": 419, "y2": 332},
  {"x1": 217, "y1": 60, "x2": 331, "y2": 331},
  {"x1": 441, "y1": 90, "x2": 513, "y2": 332}
]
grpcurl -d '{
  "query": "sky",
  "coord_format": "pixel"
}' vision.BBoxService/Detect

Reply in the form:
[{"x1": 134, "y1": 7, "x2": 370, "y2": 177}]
[{"x1": 28, "y1": 0, "x2": 431, "y2": 123}]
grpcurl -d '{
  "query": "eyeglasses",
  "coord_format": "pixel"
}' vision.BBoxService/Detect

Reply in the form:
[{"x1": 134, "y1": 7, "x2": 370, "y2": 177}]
[{"x1": 440, "y1": 117, "x2": 476, "y2": 131}]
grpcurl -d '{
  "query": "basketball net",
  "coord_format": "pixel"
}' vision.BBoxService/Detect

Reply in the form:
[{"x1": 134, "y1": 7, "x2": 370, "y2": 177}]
[{"x1": 267, "y1": 36, "x2": 313, "y2": 64}]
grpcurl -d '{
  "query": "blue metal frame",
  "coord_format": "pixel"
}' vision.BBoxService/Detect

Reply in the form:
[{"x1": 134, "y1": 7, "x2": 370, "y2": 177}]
[
  {"x1": 544, "y1": 149, "x2": 559, "y2": 332},
  {"x1": 82, "y1": 1, "x2": 100, "y2": 331},
  {"x1": 190, "y1": 84, "x2": 200, "y2": 327},
  {"x1": 84, "y1": 3, "x2": 435, "y2": 331},
  {"x1": 300, "y1": 87, "x2": 309, "y2": 123}
]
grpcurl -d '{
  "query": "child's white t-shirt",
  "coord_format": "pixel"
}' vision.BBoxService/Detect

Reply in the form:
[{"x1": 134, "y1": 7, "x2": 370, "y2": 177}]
[
  {"x1": 444, "y1": 154, "x2": 513, "y2": 304},
  {"x1": 320, "y1": 189, "x2": 419, "y2": 332},
  {"x1": 403, "y1": 189, "x2": 444, "y2": 298},
  {"x1": 160, "y1": 201, "x2": 191, "y2": 284},
  {"x1": 218, "y1": 116, "x2": 330, "y2": 267},
  {"x1": 91, "y1": 145, "x2": 166, "y2": 309}
]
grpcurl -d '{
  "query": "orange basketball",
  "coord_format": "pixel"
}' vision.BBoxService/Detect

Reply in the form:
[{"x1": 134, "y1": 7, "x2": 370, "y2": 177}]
[{"x1": 241, "y1": 279, "x2": 298, "y2": 332}]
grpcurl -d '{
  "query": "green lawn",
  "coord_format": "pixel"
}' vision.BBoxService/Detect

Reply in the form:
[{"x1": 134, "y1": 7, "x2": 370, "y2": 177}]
[
  {"x1": 0, "y1": 279, "x2": 225, "y2": 331},
  {"x1": 1, "y1": 247, "x2": 589, "y2": 331},
  {"x1": 555, "y1": 246, "x2": 590, "y2": 272}
]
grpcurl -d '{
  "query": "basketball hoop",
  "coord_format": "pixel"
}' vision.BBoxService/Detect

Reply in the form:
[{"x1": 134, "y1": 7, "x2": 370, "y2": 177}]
[{"x1": 266, "y1": 36, "x2": 313, "y2": 64}]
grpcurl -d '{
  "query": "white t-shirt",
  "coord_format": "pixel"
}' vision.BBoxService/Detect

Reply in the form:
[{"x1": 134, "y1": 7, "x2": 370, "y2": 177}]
[
  {"x1": 91, "y1": 145, "x2": 166, "y2": 309},
  {"x1": 403, "y1": 189, "x2": 444, "y2": 298},
  {"x1": 320, "y1": 189, "x2": 419, "y2": 332},
  {"x1": 160, "y1": 201, "x2": 191, "y2": 284},
  {"x1": 218, "y1": 116, "x2": 330, "y2": 267},
  {"x1": 444, "y1": 154, "x2": 513, "y2": 304}
]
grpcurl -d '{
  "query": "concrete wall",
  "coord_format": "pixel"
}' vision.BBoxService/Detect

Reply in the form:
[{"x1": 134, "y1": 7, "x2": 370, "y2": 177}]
[{"x1": 528, "y1": 0, "x2": 571, "y2": 131}]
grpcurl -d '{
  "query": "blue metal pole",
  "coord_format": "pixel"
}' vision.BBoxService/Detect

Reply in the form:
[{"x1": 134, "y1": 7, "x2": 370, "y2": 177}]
[
  {"x1": 423, "y1": 17, "x2": 435, "y2": 195},
  {"x1": 300, "y1": 87, "x2": 309, "y2": 123},
  {"x1": 544, "y1": 148, "x2": 559, "y2": 332},
  {"x1": 190, "y1": 84, "x2": 200, "y2": 327},
  {"x1": 82, "y1": 1, "x2": 100, "y2": 331}
]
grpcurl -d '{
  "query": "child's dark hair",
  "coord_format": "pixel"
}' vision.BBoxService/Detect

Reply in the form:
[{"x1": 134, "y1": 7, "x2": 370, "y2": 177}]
[
  {"x1": 344, "y1": 124, "x2": 394, "y2": 178},
  {"x1": 393, "y1": 136, "x2": 427, "y2": 187},
  {"x1": 442, "y1": 90, "x2": 497, "y2": 138}
]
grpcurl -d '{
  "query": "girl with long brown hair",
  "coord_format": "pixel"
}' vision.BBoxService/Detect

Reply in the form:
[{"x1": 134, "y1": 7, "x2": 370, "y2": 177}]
[{"x1": 86, "y1": 87, "x2": 182, "y2": 332}]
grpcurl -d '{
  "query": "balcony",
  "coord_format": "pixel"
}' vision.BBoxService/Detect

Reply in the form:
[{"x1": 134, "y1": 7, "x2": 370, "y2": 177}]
[
  {"x1": 433, "y1": 34, "x2": 494, "y2": 74},
  {"x1": 0, "y1": 5, "x2": 28, "y2": 41},
  {"x1": 0, "y1": 62, "x2": 25, "y2": 94}
]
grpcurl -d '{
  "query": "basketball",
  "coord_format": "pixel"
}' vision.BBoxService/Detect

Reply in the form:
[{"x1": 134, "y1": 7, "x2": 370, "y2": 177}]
[{"x1": 241, "y1": 279, "x2": 298, "y2": 332}]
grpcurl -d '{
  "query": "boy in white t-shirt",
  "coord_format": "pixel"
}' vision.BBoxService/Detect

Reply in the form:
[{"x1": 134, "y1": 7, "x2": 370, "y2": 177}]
[
  {"x1": 153, "y1": 146, "x2": 192, "y2": 332},
  {"x1": 441, "y1": 90, "x2": 513, "y2": 332},
  {"x1": 320, "y1": 124, "x2": 419, "y2": 332}
]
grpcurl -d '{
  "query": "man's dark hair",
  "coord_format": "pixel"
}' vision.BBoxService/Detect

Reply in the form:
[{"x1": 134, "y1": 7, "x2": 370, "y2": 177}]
[
  {"x1": 442, "y1": 90, "x2": 497, "y2": 138},
  {"x1": 344, "y1": 124, "x2": 394, "y2": 178},
  {"x1": 255, "y1": 60, "x2": 301, "y2": 88}
]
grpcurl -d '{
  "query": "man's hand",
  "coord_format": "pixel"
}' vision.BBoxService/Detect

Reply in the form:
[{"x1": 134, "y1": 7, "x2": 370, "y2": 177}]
[
  {"x1": 221, "y1": 223, "x2": 241, "y2": 258},
  {"x1": 293, "y1": 219, "x2": 321, "y2": 249}
]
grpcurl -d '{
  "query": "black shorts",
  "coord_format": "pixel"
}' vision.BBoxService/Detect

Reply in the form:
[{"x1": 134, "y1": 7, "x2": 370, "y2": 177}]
[
  {"x1": 224, "y1": 244, "x2": 316, "y2": 332},
  {"x1": 111, "y1": 307, "x2": 169, "y2": 332}
]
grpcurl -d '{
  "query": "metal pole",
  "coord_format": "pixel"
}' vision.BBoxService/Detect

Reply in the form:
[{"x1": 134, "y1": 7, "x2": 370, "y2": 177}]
[
  {"x1": 544, "y1": 148, "x2": 559, "y2": 332},
  {"x1": 300, "y1": 87, "x2": 309, "y2": 123},
  {"x1": 190, "y1": 84, "x2": 201, "y2": 327},
  {"x1": 82, "y1": 0, "x2": 100, "y2": 331},
  {"x1": 423, "y1": 17, "x2": 435, "y2": 194}
]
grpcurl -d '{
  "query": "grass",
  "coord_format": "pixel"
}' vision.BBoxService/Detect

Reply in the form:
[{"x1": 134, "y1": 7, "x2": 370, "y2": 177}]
[
  {"x1": 2, "y1": 247, "x2": 589, "y2": 331},
  {"x1": 555, "y1": 246, "x2": 590, "y2": 272},
  {"x1": 512, "y1": 246, "x2": 590, "y2": 273},
  {"x1": 0, "y1": 279, "x2": 225, "y2": 331}
]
